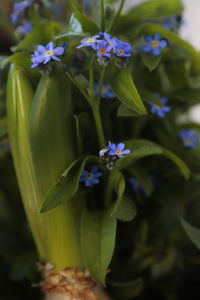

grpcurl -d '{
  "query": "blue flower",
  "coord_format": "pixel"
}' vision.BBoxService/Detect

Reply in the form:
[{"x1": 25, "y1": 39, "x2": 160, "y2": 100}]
[
  {"x1": 10, "y1": 0, "x2": 34, "y2": 24},
  {"x1": 80, "y1": 166, "x2": 102, "y2": 187},
  {"x1": 113, "y1": 38, "x2": 132, "y2": 57},
  {"x1": 129, "y1": 177, "x2": 144, "y2": 193},
  {"x1": 77, "y1": 35, "x2": 100, "y2": 50},
  {"x1": 161, "y1": 17, "x2": 179, "y2": 31},
  {"x1": 109, "y1": 143, "x2": 131, "y2": 158},
  {"x1": 96, "y1": 40, "x2": 112, "y2": 58},
  {"x1": 179, "y1": 129, "x2": 198, "y2": 149},
  {"x1": 99, "y1": 141, "x2": 112, "y2": 157},
  {"x1": 143, "y1": 33, "x2": 168, "y2": 56},
  {"x1": 31, "y1": 42, "x2": 65, "y2": 68},
  {"x1": 17, "y1": 21, "x2": 32, "y2": 34},
  {"x1": 94, "y1": 82, "x2": 115, "y2": 98},
  {"x1": 150, "y1": 94, "x2": 171, "y2": 118}
]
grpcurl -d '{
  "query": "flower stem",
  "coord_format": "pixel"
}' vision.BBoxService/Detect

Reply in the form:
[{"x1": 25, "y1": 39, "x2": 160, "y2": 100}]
[
  {"x1": 92, "y1": 104, "x2": 106, "y2": 149},
  {"x1": 100, "y1": 0, "x2": 105, "y2": 32},
  {"x1": 108, "y1": 0, "x2": 125, "y2": 33},
  {"x1": 97, "y1": 66, "x2": 106, "y2": 105}
]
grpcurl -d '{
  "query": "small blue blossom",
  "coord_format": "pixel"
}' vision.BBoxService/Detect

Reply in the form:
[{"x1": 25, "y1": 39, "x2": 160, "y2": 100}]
[
  {"x1": 31, "y1": 42, "x2": 65, "y2": 68},
  {"x1": 77, "y1": 35, "x2": 100, "y2": 50},
  {"x1": 17, "y1": 21, "x2": 32, "y2": 34},
  {"x1": 99, "y1": 141, "x2": 112, "y2": 157},
  {"x1": 96, "y1": 40, "x2": 112, "y2": 58},
  {"x1": 143, "y1": 33, "x2": 168, "y2": 56},
  {"x1": 150, "y1": 94, "x2": 171, "y2": 118},
  {"x1": 10, "y1": 0, "x2": 34, "y2": 24},
  {"x1": 80, "y1": 166, "x2": 102, "y2": 187},
  {"x1": 109, "y1": 143, "x2": 131, "y2": 158},
  {"x1": 161, "y1": 17, "x2": 179, "y2": 31},
  {"x1": 94, "y1": 82, "x2": 115, "y2": 99},
  {"x1": 129, "y1": 177, "x2": 144, "y2": 193},
  {"x1": 76, "y1": 32, "x2": 133, "y2": 67},
  {"x1": 179, "y1": 129, "x2": 198, "y2": 149},
  {"x1": 113, "y1": 38, "x2": 132, "y2": 57}
]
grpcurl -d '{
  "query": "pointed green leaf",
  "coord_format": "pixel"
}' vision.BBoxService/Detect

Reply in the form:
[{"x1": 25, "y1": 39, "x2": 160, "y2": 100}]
[
  {"x1": 140, "y1": 52, "x2": 161, "y2": 71},
  {"x1": 117, "y1": 103, "x2": 142, "y2": 117},
  {"x1": 108, "y1": 65, "x2": 147, "y2": 115},
  {"x1": 41, "y1": 155, "x2": 101, "y2": 212},
  {"x1": 114, "y1": 197, "x2": 137, "y2": 222},
  {"x1": 81, "y1": 209, "x2": 117, "y2": 285},
  {"x1": 109, "y1": 171, "x2": 125, "y2": 217},
  {"x1": 181, "y1": 219, "x2": 200, "y2": 250},
  {"x1": 56, "y1": 12, "x2": 99, "y2": 39},
  {"x1": 162, "y1": 148, "x2": 190, "y2": 179}
]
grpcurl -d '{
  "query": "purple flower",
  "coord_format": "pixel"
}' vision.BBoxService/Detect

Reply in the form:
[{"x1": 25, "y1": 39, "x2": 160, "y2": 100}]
[
  {"x1": 31, "y1": 42, "x2": 65, "y2": 68},
  {"x1": 109, "y1": 143, "x2": 131, "y2": 158},
  {"x1": 17, "y1": 21, "x2": 32, "y2": 34},
  {"x1": 76, "y1": 35, "x2": 100, "y2": 50},
  {"x1": 179, "y1": 129, "x2": 198, "y2": 149},
  {"x1": 80, "y1": 166, "x2": 102, "y2": 187},
  {"x1": 96, "y1": 40, "x2": 112, "y2": 58},
  {"x1": 150, "y1": 94, "x2": 171, "y2": 118},
  {"x1": 94, "y1": 82, "x2": 115, "y2": 99},
  {"x1": 113, "y1": 38, "x2": 132, "y2": 57},
  {"x1": 143, "y1": 33, "x2": 168, "y2": 56}
]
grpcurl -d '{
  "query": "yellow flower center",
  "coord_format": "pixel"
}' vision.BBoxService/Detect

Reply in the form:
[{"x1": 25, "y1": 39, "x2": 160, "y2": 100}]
[
  {"x1": 86, "y1": 38, "x2": 95, "y2": 43},
  {"x1": 101, "y1": 87, "x2": 107, "y2": 93},
  {"x1": 115, "y1": 151, "x2": 122, "y2": 156},
  {"x1": 99, "y1": 48, "x2": 106, "y2": 54},
  {"x1": 118, "y1": 49, "x2": 124, "y2": 55},
  {"x1": 184, "y1": 138, "x2": 191, "y2": 145},
  {"x1": 86, "y1": 173, "x2": 93, "y2": 179},
  {"x1": 151, "y1": 41, "x2": 159, "y2": 48},
  {"x1": 45, "y1": 50, "x2": 53, "y2": 56}
]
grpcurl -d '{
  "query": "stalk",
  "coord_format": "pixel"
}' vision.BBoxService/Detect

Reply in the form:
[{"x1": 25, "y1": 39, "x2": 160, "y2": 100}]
[
  {"x1": 7, "y1": 64, "x2": 111, "y2": 299},
  {"x1": 100, "y1": 0, "x2": 105, "y2": 31},
  {"x1": 108, "y1": 0, "x2": 125, "y2": 32},
  {"x1": 6, "y1": 64, "x2": 82, "y2": 271}
]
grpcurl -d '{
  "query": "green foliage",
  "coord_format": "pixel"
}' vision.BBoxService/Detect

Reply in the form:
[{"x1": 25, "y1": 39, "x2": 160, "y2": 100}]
[
  {"x1": 81, "y1": 209, "x2": 117, "y2": 285},
  {"x1": 3, "y1": 0, "x2": 200, "y2": 298},
  {"x1": 181, "y1": 219, "x2": 200, "y2": 250}
]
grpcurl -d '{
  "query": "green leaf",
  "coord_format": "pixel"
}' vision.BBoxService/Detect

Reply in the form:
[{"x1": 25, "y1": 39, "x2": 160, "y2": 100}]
[
  {"x1": 81, "y1": 209, "x2": 117, "y2": 285},
  {"x1": 109, "y1": 171, "x2": 126, "y2": 217},
  {"x1": 181, "y1": 219, "x2": 200, "y2": 250},
  {"x1": 13, "y1": 21, "x2": 61, "y2": 51},
  {"x1": 108, "y1": 65, "x2": 147, "y2": 115},
  {"x1": 56, "y1": 12, "x2": 99, "y2": 39},
  {"x1": 162, "y1": 148, "x2": 190, "y2": 180},
  {"x1": 114, "y1": 197, "x2": 137, "y2": 222},
  {"x1": 109, "y1": 278, "x2": 144, "y2": 299},
  {"x1": 111, "y1": 139, "x2": 163, "y2": 173},
  {"x1": 140, "y1": 52, "x2": 161, "y2": 71},
  {"x1": 129, "y1": 0, "x2": 183, "y2": 20},
  {"x1": 117, "y1": 103, "x2": 142, "y2": 117},
  {"x1": 41, "y1": 155, "x2": 101, "y2": 213}
]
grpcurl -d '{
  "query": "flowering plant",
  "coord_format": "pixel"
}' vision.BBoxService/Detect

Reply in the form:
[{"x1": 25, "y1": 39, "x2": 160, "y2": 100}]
[{"x1": 1, "y1": 0, "x2": 200, "y2": 299}]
